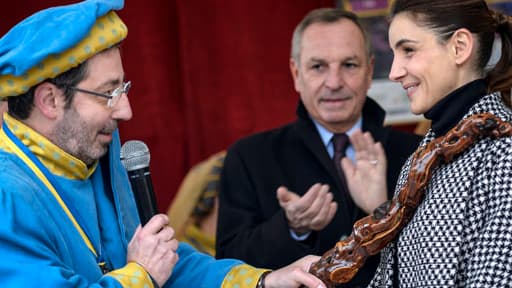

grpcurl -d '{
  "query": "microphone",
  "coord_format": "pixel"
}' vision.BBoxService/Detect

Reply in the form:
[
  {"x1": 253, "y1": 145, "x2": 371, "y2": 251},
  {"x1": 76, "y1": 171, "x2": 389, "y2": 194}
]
[{"x1": 120, "y1": 140, "x2": 158, "y2": 225}]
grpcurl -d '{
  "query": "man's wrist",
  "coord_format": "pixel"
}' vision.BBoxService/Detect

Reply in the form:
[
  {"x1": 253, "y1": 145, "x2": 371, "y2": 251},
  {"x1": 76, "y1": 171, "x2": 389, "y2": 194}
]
[
  {"x1": 148, "y1": 273, "x2": 161, "y2": 288},
  {"x1": 256, "y1": 270, "x2": 272, "y2": 288}
]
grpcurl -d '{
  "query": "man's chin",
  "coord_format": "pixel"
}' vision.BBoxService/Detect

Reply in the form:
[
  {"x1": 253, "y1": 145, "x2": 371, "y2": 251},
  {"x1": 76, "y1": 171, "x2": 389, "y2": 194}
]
[
  {"x1": 98, "y1": 143, "x2": 111, "y2": 157},
  {"x1": 82, "y1": 147, "x2": 109, "y2": 165}
]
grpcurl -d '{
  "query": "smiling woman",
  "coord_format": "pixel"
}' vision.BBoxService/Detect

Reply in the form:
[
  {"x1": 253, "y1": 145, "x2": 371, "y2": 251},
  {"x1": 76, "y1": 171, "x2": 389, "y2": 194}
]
[
  {"x1": 303, "y1": 0, "x2": 512, "y2": 287},
  {"x1": 360, "y1": 0, "x2": 512, "y2": 287},
  {"x1": 388, "y1": 13, "x2": 462, "y2": 115}
]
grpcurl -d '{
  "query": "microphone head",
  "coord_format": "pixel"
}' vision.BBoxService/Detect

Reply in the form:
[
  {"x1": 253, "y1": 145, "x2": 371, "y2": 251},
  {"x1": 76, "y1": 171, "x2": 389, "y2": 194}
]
[{"x1": 120, "y1": 140, "x2": 150, "y2": 171}]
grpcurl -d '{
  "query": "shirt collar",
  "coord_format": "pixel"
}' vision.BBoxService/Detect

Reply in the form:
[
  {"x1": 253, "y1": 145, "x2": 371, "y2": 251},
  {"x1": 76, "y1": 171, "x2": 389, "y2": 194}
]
[{"x1": 313, "y1": 116, "x2": 363, "y2": 148}]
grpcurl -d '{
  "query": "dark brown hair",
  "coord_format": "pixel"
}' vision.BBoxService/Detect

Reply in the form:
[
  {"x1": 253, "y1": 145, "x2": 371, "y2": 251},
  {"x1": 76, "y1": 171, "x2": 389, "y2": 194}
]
[
  {"x1": 8, "y1": 61, "x2": 88, "y2": 120},
  {"x1": 391, "y1": 0, "x2": 512, "y2": 102}
]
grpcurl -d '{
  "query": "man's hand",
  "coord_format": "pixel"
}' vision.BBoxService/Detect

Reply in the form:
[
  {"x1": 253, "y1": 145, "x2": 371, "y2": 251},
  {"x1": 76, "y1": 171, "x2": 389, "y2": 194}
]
[
  {"x1": 126, "y1": 214, "x2": 179, "y2": 287},
  {"x1": 342, "y1": 130, "x2": 388, "y2": 214},
  {"x1": 277, "y1": 184, "x2": 337, "y2": 234},
  {"x1": 264, "y1": 255, "x2": 326, "y2": 288}
]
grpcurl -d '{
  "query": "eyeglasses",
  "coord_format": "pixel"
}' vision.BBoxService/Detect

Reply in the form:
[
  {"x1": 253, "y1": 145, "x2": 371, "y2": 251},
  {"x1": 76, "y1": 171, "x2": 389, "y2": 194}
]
[{"x1": 68, "y1": 81, "x2": 131, "y2": 108}]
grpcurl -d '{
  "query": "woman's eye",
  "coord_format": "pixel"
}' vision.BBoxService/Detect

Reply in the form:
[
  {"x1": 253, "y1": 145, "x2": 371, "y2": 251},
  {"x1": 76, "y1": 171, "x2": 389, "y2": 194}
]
[{"x1": 403, "y1": 47, "x2": 414, "y2": 54}]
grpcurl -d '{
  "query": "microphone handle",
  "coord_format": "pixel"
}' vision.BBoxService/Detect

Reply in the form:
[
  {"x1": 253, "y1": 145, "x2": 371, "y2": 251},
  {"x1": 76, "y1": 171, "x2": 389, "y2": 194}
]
[{"x1": 128, "y1": 167, "x2": 158, "y2": 225}]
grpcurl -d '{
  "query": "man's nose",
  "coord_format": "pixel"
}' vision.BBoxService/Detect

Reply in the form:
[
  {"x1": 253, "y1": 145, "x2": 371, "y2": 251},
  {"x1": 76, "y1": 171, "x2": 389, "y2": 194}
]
[
  {"x1": 112, "y1": 92, "x2": 132, "y2": 121},
  {"x1": 325, "y1": 68, "x2": 344, "y2": 90}
]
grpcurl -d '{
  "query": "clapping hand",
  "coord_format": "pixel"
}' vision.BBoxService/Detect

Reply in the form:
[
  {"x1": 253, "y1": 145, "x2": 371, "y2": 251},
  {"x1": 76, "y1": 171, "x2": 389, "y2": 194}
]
[
  {"x1": 277, "y1": 183, "x2": 337, "y2": 235},
  {"x1": 341, "y1": 130, "x2": 388, "y2": 214}
]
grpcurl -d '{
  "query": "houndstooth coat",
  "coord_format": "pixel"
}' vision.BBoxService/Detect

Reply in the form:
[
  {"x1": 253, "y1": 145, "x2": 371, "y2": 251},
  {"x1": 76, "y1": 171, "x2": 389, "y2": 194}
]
[{"x1": 369, "y1": 92, "x2": 512, "y2": 287}]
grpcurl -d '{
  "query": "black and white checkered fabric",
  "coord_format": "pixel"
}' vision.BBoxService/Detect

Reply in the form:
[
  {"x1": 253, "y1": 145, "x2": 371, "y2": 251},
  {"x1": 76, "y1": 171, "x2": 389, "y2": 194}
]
[{"x1": 369, "y1": 93, "x2": 512, "y2": 287}]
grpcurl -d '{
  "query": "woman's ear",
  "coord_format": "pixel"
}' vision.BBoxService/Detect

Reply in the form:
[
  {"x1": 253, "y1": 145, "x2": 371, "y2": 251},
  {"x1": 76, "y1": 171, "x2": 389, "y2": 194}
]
[
  {"x1": 451, "y1": 28, "x2": 474, "y2": 65},
  {"x1": 33, "y1": 82, "x2": 63, "y2": 119}
]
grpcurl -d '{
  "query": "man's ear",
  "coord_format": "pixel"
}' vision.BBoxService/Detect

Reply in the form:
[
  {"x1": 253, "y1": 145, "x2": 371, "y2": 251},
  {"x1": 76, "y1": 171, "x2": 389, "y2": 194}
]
[
  {"x1": 33, "y1": 82, "x2": 63, "y2": 119},
  {"x1": 289, "y1": 57, "x2": 301, "y2": 92},
  {"x1": 366, "y1": 55, "x2": 375, "y2": 86},
  {"x1": 451, "y1": 28, "x2": 474, "y2": 65}
]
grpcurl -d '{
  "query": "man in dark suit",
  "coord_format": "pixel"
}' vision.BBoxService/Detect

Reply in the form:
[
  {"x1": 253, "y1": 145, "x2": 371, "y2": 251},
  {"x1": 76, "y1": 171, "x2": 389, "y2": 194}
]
[{"x1": 216, "y1": 8, "x2": 421, "y2": 287}]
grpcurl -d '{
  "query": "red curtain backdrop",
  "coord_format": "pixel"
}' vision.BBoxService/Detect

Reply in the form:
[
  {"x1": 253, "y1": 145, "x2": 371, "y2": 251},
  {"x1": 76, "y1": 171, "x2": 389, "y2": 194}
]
[{"x1": 2, "y1": 0, "x2": 333, "y2": 211}]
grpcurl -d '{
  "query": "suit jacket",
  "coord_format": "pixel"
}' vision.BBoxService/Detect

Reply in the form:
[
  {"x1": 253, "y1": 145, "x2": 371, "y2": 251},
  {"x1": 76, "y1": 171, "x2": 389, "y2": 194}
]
[{"x1": 216, "y1": 98, "x2": 421, "y2": 287}]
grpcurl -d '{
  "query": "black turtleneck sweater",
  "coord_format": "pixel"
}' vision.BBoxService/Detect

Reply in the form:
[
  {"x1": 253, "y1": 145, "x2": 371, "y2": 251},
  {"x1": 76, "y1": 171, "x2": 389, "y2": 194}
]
[{"x1": 424, "y1": 79, "x2": 487, "y2": 136}]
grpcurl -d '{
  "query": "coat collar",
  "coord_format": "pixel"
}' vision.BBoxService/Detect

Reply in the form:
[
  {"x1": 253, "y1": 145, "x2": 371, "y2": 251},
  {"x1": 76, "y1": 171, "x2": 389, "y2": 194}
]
[{"x1": 425, "y1": 79, "x2": 486, "y2": 136}]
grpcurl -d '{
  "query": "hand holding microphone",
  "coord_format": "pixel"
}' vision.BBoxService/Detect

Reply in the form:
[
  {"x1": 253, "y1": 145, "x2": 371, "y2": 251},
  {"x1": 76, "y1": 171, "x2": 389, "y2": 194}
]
[{"x1": 121, "y1": 141, "x2": 179, "y2": 286}]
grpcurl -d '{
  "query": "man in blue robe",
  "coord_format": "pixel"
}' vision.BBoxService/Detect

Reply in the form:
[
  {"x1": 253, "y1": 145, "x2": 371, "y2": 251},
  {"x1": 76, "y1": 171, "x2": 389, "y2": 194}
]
[{"x1": 0, "y1": 1, "x2": 326, "y2": 287}]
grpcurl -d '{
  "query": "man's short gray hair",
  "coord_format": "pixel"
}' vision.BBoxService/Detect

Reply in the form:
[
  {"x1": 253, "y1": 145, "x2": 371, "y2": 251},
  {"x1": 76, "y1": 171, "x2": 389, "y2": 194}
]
[{"x1": 291, "y1": 8, "x2": 373, "y2": 64}]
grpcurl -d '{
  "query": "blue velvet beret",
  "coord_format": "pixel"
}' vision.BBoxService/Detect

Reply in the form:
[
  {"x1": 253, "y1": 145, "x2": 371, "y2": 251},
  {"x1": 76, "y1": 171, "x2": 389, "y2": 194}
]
[{"x1": 0, "y1": 0, "x2": 126, "y2": 98}]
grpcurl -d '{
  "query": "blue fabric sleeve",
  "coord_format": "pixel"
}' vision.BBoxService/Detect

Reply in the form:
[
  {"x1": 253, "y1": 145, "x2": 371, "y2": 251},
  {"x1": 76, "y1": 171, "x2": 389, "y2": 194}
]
[{"x1": 164, "y1": 243, "x2": 243, "y2": 288}]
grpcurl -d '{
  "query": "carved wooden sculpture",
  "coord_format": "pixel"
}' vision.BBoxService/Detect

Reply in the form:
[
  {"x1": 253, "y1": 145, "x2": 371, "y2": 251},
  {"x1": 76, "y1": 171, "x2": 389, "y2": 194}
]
[{"x1": 309, "y1": 113, "x2": 512, "y2": 287}]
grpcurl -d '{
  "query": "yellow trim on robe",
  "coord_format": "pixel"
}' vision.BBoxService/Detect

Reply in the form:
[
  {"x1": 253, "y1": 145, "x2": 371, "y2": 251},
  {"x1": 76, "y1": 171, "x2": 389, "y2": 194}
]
[
  {"x1": 0, "y1": 113, "x2": 97, "y2": 179},
  {"x1": 222, "y1": 264, "x2": 270, "y2": 288},
  {"x1": 107, "y1": 262, "x2": 154, "y2": 288}
]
